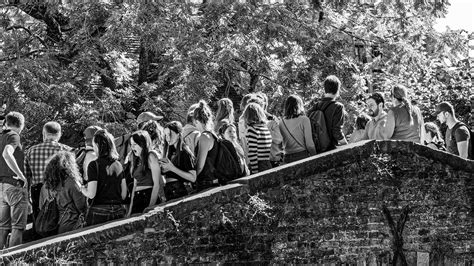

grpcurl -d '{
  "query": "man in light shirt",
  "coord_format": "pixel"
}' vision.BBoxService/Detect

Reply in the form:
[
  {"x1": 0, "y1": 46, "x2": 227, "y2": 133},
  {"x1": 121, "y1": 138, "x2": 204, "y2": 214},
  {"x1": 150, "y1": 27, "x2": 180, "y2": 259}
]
[{"x1": 362, "y1": 92, "x2": 388, "y2": 140}]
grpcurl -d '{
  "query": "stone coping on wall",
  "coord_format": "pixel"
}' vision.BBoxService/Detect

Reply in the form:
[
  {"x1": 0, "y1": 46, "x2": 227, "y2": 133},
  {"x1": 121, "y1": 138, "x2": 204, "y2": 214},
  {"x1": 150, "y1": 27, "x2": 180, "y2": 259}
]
[{"x1": 1, "y1": 140, "x2": 473, "y2": 259}]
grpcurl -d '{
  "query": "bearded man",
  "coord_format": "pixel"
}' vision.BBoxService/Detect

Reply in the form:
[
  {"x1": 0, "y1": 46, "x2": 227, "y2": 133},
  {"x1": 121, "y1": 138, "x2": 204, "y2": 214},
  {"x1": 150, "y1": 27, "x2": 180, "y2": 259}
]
[{"x1": 362, "y1": 92, "x2": 388, "y2": 140}]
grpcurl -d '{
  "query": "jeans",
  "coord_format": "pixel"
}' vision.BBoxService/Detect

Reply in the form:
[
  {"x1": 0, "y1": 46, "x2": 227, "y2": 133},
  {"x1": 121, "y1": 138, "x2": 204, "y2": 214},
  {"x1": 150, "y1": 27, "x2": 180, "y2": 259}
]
[
  {"x1": 283, "y1": 150, "x2": 310, "y2": 164},
  {"x1": 164, "y1": 181, "x2": 188, "y2": 201},
  {"x1": 0, "y1": 183, "x2": 28, "y2": 230},
  {"x1": 86, "y1": 205, "x2": 125, "y2": 226},
  {"x1": 131, "y1": 188, "x2": 154, "y2": 214}
]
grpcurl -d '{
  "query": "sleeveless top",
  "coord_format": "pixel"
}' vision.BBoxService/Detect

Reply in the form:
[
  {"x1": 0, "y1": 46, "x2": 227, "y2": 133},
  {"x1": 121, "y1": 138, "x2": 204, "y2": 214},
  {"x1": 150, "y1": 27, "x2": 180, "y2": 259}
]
[
  {"x1": 390, "y1": 104, "x2": 421, "y2": 143},
  {"x1": 196, "y1": 132, "x2": 219, "y2": 184},
  {"x1": 132, "y1": 152, "x2": 156, "y2": 187}
]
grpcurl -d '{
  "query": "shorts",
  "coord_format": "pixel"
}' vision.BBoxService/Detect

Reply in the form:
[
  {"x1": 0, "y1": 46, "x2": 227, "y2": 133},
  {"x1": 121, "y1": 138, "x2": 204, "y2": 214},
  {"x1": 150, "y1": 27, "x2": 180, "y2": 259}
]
[{"x1": 0, "y1": 183, "x2": 28, "y2": 230}]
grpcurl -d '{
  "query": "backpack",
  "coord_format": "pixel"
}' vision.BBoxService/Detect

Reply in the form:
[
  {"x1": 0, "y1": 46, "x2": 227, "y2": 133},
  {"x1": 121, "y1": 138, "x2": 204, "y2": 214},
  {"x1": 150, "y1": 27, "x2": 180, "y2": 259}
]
[
  {"x1": 35, "y1": 191, "x2": 59, "y2": 237},
  {"x1": 308, "y1": 102, "x2": 335, "y2": 153},
  {"x1": 451, "y1": 122, "x2": 473, "y2": 160},
  {"x1": 207, "y1": 132, "x2": 246, "y2": 185}
]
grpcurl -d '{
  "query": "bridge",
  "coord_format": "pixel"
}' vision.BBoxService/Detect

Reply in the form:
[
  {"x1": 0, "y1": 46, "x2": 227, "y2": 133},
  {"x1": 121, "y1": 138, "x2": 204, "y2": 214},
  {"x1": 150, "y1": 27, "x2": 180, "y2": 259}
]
[{"x1": 1, "y1": 140, "x2": 473, "y2": 264}]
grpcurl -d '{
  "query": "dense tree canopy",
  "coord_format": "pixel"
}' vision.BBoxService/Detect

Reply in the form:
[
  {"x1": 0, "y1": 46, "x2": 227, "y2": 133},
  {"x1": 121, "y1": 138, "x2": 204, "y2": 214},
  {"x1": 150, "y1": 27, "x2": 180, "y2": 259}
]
[{"x1": 0, "y1": 0, "x2": 470, "y2": 147}]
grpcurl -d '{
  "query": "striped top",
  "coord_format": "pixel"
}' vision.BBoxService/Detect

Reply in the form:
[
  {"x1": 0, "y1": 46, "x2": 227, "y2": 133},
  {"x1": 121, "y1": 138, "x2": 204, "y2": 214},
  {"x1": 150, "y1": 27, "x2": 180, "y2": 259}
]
[{"x1": 246, "y1": 123, "x2": 272, "y2": 174}]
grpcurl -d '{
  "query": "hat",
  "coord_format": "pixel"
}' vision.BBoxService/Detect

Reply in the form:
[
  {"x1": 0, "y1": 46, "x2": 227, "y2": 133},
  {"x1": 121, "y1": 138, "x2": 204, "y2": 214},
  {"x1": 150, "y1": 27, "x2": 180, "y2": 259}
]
[
  {"x1": 83, "y1": 125, "x2": 102, "y2": 140},
  {"x1": 434, "y1": 101, "x2": 454, "y2": 116},
  {"x1": 137, "y1": 111, "x2": 163, "y2": 124},
  {"x1": 367, "y1": 92, "x2": 385, "y2": 105}
]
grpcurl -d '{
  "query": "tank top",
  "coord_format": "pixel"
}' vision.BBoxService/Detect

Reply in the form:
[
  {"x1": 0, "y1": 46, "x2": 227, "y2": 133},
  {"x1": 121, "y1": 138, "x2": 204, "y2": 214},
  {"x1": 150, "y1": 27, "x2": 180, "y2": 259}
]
[
  {"x1": 132, "y1": 156, "x2": 154, "y2": 187},
  {"x1": 390, "y1": 104, "x2": 421, "y2": 143},
  {"x1": 196, "y1": 132, "x2": 219, "y2": 184}
]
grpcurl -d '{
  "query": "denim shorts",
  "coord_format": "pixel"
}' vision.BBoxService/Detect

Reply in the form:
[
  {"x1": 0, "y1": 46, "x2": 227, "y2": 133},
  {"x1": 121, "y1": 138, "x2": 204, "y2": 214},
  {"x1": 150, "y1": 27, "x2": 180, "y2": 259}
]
[{"x1": 0, "y1": 183, "x2": 28, "y2": 230}]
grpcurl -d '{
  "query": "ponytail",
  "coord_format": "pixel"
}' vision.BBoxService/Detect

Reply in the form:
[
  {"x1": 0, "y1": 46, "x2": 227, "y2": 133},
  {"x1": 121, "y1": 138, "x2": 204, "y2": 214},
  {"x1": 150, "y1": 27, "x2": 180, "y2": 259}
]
[
  {"x1": 193, "y1": 100, "x2": 215, "y2": 132},
  {"x1": 401, "y1": 97, "x2": 413, "y2": 125}
]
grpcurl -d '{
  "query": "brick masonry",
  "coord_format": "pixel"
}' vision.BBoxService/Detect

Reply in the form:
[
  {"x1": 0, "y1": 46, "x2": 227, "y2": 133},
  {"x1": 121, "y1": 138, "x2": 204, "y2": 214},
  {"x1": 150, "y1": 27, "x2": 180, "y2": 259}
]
[{"x1": 1, "y1": 140, "x2": 473, "y2": 264}]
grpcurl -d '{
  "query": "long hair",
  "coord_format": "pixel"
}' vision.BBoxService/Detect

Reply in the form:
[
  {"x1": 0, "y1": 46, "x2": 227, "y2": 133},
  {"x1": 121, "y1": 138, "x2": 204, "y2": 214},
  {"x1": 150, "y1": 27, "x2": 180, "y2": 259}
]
[
  {"x1": 283, "y1": 94, "x2": 305, "y2": 119},
  {"x1": 392, "y1": 84, "x2": 413, "y2": 124},
  {"x1": 163, "y1": 121, "x2": 195, "y2": 166},
  {"x1": 44, "y1": 151, "x2": 82, "y2": 190},
  {"x1": 140, "y1": 120, "x2": 164, "y2": 155},
  {"x1": 130, "y1": 130, "x2": 152, "y2": 176},
  {"x1": 215, "y1": 98, "x2": 235, "y2": 124},
  {"x1": 243, "y1": 103, "x2": 267, "y2": 126},
  {"x1": 193, "y1": 100, "x2": 215, "y2": 132},
  {"x1": 93, "y1": 129, "x2": 119, "y2": 161}
]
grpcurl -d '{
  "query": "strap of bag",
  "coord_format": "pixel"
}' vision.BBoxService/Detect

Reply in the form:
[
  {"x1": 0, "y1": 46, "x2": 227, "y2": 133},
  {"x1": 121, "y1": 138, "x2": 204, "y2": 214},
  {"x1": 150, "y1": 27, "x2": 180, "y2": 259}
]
[{"x1": 281, "y1": 119, "x2": 306, "y2": 150}]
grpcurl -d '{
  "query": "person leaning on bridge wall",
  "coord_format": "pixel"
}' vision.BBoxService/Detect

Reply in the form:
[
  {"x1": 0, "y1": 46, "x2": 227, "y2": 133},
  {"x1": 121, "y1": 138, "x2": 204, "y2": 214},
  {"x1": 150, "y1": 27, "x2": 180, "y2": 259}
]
[
  {"x1": 435, "y1": 101, "x2": 471, "y2": 159},
  {"x1": 361, "y1": 92, "x2": 388, "y2": 141}
]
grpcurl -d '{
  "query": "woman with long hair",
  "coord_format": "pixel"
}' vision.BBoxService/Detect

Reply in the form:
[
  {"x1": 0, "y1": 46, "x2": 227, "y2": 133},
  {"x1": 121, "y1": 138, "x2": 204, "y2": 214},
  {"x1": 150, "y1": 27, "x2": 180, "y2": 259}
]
[
  {"x1": 214, "y1": 98, "x2": 235, "y2": 131},
  {"x1": 128, "y1": 130, "x2": 165, "y2": 215},
  {"x1": 140, "y1": 120, "x2": 165, "y2": 157},
  {"x1": 424, "y1": 122, "x2": 445, "y2": 150},
  {"x1": 279, "y1": 95, "x2": 316, "y2": 163},
  {"x1": 384, "y1": 84, "x2": 425, "y2": 143},
  {"x1": 242, "y1": 103, "x2": 272, "y2": 174},
  {"x1": 160, "y1": 121, "x2": 196, "y2": 200},
  {"x1": 78, "y1": 129, "x2": 127, "y2": 226},
  {"x1": 193, "y1": 100, "x2": 220, "y2": 190},
  {"x1": 218, "y1": 119, "x2": 249, "y2": 176},
  {"x1": 42, "y1": 151, "x2": 86, "y2": 234}
]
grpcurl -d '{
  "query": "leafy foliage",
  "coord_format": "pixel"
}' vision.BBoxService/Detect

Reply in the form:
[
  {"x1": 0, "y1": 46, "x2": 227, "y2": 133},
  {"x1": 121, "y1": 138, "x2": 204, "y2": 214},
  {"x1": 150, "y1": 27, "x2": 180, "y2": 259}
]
[{"x1": 0, "y1": 0, "x2": 470, "y2": 147}]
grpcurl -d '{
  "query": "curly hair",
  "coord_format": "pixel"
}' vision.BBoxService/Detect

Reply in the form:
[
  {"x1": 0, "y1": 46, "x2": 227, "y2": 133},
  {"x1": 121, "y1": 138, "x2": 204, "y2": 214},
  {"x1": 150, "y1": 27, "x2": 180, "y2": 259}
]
[{"x1": 44, "y1": 151, "x2": 81, "y2": 190}]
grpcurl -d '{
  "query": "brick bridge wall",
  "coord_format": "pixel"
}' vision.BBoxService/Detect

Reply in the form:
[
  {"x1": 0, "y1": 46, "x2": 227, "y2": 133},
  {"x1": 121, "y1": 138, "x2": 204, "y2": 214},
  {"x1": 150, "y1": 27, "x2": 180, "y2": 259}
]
[{"x1": 1, "y1": 140, "x2": 473, "y2": 264}]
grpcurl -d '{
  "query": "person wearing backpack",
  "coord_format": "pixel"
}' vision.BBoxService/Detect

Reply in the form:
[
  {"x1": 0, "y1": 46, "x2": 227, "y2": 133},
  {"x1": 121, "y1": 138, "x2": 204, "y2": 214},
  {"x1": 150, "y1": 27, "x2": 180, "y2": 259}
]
[
  {"x1": 39, "y1": 151, "x2": 86, "y2": 235},
  {"x1": 243, "y1": 103, "x2": 273, "y2": 174},
  {"x1": 308, "y1": 75, "x2": 348, "y2": 153},
  {"x1": 194, "y1": 100, "x2": 244, "y2": 188},
  {"x1": 279, "y1": 95, "x2": 316, "y2": 164},
  {"x1": 435, "y1": 102, "x2": 472, "y2": 159},
  {"x1": 24, "y1": 122, "x2": 71, "y2": 232},
  {"x1": 78, "y1": 130, "x2": 127, "y2": 225},
  {"x1": 160, "y1": 121, "x2": 196, "y2": 200},
  {"x1": 194, "y1": 100, "x2": 220, "y2": 190}
]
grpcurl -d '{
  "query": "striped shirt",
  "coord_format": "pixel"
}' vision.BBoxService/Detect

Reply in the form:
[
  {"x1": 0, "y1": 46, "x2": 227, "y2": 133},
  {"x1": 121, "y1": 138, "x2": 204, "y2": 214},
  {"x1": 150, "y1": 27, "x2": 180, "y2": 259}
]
[
  {"x1": 24, "y1": 140, "x2": 72, "y2": 185},
  {"x1": 246, "y1": 124, "x2": 272, "y2": 174}
]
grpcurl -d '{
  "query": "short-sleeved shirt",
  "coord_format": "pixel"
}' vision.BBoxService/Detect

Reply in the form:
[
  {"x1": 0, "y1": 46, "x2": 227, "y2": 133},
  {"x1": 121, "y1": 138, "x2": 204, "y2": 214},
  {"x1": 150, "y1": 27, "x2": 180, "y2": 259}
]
[
  {"x1": 0, "y1": 129, "x2": 24, "y2": 178},
  {"x1": 446, "y1": 123, "x2": 470, "y2": 156},
  {"x1": 87, "y1": 157, "x2": 124, "y2": 205},
  {"x1": 166, "y1": 145, "x2": 195, "y2": 182},
  {"x1": 25, "y1": 140, "x2": 71, "y2": 186}
]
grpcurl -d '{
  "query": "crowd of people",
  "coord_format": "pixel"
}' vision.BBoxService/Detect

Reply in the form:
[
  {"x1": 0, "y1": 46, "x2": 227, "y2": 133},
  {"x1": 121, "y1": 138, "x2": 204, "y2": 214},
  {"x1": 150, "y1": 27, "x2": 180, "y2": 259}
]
[{"x1": 0, "y1": 75, "x2": 471, "y2": 249}]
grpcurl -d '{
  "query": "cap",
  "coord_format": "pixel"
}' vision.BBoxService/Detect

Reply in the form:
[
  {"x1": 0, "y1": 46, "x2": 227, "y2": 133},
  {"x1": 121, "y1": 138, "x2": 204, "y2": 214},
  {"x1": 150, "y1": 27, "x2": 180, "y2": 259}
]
[
  {"x1": 84, "y1": 125, "x2": 102, "y2": 140},
  {"x1": 137, "y1": 111, "x2": 163, "y2": 124},
  {"x1": 367, "y1": 92, "x2": 385, "y2": 105},
  {"x1": 434, "y1": 101, "x2": 454, "y2": 116}
]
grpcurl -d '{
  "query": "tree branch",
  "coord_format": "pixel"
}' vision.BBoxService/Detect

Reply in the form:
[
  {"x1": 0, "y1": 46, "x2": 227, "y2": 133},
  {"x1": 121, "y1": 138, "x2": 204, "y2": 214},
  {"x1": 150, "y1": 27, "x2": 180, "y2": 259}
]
[
  {"x1": 6, "y1": 25, "x2": 49, "y2": 48},
  {"x1": 0, "y1": 49, "x2": 44, "y2": 62}
]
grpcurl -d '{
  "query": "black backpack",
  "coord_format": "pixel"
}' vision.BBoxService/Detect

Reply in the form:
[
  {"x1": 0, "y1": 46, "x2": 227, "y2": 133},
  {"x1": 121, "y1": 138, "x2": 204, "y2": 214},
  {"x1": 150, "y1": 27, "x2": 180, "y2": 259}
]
[
  {"x1": 208, "y1": 132, "x2": 246, "y2": 185},
  {"x1": 114, "y1": 133, "x2": 131, "y2": 165},
  {"x1": 35, "y1": 191, "x2": 59, "y2": 237},
  {"x1": 74, "y1": 147, "x2": 94, "y2": 179},
  {"x1": 308, "y1": 102, "x2": 334, "y2": 153},
  {"x1": 451, "y1": 122, "x2": 473, "y2": 160}
]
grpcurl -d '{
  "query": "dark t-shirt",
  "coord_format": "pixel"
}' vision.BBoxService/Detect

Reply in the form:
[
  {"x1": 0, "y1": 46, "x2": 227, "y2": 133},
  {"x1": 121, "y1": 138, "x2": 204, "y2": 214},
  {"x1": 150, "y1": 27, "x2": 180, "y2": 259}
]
[
  {"x1": 446, "y1": 123, "x2": 470, "y2": 156},
  {"x1": 0, "y1": 129, "x2": 24, "y2": 178},
  {"x1": 166, "y1": 146, "x2": 195, "y2": 182},
  {"x1": 87, "y1": 157, "x2": 124, "y2": 205}
]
